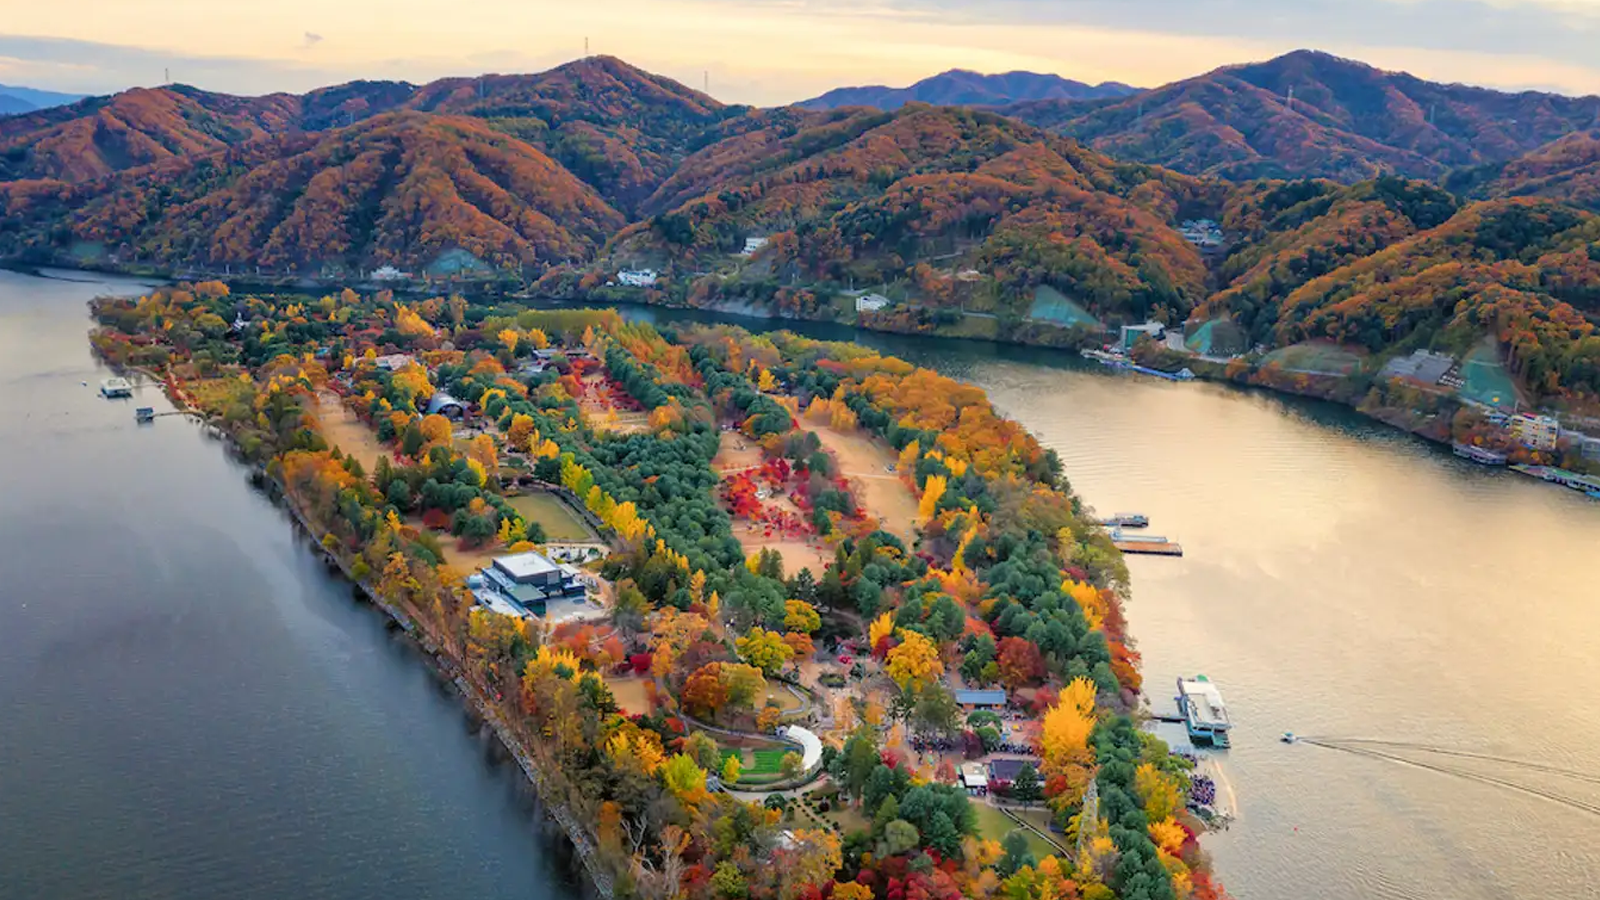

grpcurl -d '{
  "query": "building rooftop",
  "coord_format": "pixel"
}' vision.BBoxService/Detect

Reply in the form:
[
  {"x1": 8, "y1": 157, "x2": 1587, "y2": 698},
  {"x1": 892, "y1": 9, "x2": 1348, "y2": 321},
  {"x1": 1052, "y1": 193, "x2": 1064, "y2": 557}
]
[
  {"x1": 953, "y1": 689, "x2": 1008, "y2": 706},
  {"x1": 492, "y1": 551, "x2": 561, "y2": 583},
  {"x1": 960, "y1": 762, "x2": 989, "y2": 788},
  {"x1": 1178, "y1": 679, "x2": 1230, "y2": 728},
  {"x1": 987, "y1": 758, "x2": 1035, "y2": 782}
]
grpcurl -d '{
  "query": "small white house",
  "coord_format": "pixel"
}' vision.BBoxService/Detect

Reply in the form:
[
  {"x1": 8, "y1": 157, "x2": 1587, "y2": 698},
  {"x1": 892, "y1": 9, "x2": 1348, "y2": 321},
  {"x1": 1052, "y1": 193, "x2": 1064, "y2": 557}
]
[
  {"x1": 372, "y1": 353, "x2": 417, "y2": 372},
  {"x1": 855, "y1": 293, "x2": 891, "y2": 313},
  {"x1": 739, "y1": 236, "x2": 771, "y2": 257},
  {"x1": 370, "y1": 265, "x2": 411, "y2": 281},
  {"x1": 617, "y1": 269, "x2": 659, "y2": 287}
]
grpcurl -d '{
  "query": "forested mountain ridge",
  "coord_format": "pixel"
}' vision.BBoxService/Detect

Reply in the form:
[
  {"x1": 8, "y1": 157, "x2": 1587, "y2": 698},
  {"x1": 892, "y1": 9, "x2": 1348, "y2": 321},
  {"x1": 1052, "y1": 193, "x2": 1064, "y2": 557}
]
[
  {"x1": 1007, "y1": 50, "x2": 1600, "y2": 183},
  {"x1": 0, "y1": 113, "x2": 624, "y2": 273},
  {"x1": 612, "y1": 105, "x2": 1218, "y2": 325},
  {"x1": 799, "y1": 69, "x2": 1137, "y2": 111},
  {"x1": 2, "y1": 52, "x2": 1598, "y2": 399},
  {"x1": 0, "y1": 57, "x2": 733, "y2": 209}
]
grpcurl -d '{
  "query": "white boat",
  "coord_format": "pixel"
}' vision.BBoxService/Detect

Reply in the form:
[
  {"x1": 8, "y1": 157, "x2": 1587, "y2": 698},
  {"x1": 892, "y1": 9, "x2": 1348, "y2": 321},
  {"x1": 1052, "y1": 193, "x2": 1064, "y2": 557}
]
[
  {"x1": 1177, "y1": 675, "x2": 1231, "y2": 748},
  {"x1": 100, "y1": 377, "x2": 133, "y2": 398}
]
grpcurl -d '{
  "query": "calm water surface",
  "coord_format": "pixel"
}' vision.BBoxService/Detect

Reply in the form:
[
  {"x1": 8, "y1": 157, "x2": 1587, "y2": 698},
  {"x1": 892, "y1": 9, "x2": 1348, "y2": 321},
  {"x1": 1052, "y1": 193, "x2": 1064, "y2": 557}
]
[
  {"x1": 627, "y1": 305, "x2": 1600, "y2": 900},
  {"x1": 0, "y1": 269, "x2": 579, "y2": 899}
]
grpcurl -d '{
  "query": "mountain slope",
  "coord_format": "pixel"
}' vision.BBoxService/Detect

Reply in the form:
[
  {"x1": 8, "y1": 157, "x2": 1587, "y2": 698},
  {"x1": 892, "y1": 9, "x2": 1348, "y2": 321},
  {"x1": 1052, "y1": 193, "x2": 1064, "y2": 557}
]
[
  {"x1": 799, "y1": 69, "x2": 1136, "y2": 111},
  {"x1": 400, "y1": 56, "x2": 734, "y2": 211},
  {"x1": 616, "y1": 105, "x2": 1217, "y2": 324},
  {"x1": 1449, "y1": 130, "x2": 1600, "y2": 212},
  {"x1": 0, "y1": 86, "x2": 314, "y2": 182},
  {"x1": 1258, "y1": 198, "x2": 1600, "y2": 397},
  {"x1": 0, "y1": 112, "x2": 625, "y2": 273},
  {"x1": 1008, "y1": 50, "x2": 1600, "y2": 182},
  {"x1": 0, "y1": 58, "x2": 730, "y2": 211},
  {"x1": 0, "y1": 94, "x2": 33, "y2": 116}
]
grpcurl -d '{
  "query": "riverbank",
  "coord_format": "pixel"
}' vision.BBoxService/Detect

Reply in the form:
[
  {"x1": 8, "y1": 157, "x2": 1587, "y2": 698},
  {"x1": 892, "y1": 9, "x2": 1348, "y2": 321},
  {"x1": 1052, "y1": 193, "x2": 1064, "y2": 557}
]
[{"x1": 130, "y1": 366, "x2": 617, "y2": 900}]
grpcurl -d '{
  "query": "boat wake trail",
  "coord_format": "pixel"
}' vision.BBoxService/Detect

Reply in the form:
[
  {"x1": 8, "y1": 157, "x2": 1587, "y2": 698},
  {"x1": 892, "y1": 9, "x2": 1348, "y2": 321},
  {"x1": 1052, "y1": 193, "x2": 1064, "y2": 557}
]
[{"x1": 1298, "y1": 738, "x2": 1600, "y2": 819}]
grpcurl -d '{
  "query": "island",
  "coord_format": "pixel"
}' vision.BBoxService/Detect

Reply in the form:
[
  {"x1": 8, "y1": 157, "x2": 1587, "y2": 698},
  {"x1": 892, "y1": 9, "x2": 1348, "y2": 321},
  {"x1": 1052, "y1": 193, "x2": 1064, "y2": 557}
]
[{"x1": 91, "y1": 282, "x2": 1227, "y2": 900}]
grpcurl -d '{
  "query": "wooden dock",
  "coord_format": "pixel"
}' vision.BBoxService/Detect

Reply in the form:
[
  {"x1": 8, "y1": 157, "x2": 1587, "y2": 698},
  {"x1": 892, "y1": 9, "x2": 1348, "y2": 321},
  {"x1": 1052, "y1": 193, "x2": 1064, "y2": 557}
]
[{"x1": 1114, "y1": 540, "x2": 1184, "y2": 557}]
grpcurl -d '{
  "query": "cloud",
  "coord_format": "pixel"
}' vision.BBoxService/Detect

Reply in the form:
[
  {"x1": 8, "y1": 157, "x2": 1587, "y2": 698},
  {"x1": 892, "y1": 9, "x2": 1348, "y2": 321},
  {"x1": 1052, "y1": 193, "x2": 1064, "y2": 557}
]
[
  {"x1": 303, "y1": 31, "x2": 323, "y2": 50},
  {"x1": 0, "y1": 33, "x2": 328, "y2": 94},
  {"x1": 850, "y1": 0, "x2": 1600, "y2": 75}
]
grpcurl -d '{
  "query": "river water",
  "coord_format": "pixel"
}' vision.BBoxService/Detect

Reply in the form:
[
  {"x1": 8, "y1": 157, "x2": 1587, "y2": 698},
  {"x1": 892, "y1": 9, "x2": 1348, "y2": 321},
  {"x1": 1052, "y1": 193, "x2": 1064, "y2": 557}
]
[
  {"x1": 0, "y1": 269, "x2": 582, "y2": 899},
  {"x1": 625, "y1": 305, "x2": 1600, "y2": 900},
  {"x1": 2, "y1": 272, "x2": 1595, "y2": 900}
]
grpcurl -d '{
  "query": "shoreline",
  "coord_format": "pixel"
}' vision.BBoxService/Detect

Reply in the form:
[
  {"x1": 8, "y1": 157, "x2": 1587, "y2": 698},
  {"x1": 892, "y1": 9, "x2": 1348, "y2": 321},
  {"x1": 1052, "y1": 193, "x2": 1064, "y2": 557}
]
[
  {"x1": 39, "y1": 257, "x2": 1588, "y2": 483},
  {"x1": 142, "y1": 369, "x2": 617, "y2": 900}
]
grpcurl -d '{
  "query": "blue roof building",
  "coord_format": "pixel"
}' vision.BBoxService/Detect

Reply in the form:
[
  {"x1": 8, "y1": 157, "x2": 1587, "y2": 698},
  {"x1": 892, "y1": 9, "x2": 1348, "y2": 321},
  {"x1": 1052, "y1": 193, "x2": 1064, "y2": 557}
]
[{"x1": 953, "y1": 689, "x2": 1008, "y2": 708}]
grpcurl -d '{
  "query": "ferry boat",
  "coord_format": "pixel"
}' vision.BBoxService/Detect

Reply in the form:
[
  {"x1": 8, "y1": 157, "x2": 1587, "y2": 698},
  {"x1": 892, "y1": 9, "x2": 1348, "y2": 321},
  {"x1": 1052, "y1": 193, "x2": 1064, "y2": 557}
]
[
  {"x1": 1452, "y1": 442, "x2": 1507, "y2": 466},
  {"x1": 1097, "y1": 513, "x2": 1149, "y2": 528},
  {"x1": 100, "y1": 377, "x2": 133, "y2": 398},
  {"x1": 1176, "y1": 676, "x2": 1231, "y2": 748}
]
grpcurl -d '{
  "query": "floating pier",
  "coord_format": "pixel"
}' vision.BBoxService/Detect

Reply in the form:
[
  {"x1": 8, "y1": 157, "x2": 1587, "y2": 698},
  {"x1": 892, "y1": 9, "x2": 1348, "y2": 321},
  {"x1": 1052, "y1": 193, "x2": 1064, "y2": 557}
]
[{"x1": 1114, "y1": 540, "x2": 1184, "y2": 556}]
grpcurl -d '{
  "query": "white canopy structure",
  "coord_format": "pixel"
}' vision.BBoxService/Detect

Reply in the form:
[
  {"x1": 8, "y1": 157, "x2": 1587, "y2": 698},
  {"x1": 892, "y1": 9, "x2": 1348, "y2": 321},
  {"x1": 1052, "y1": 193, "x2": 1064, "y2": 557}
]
[{"x1": 778, "y1": 725, "x2": 823, "y2": 772}]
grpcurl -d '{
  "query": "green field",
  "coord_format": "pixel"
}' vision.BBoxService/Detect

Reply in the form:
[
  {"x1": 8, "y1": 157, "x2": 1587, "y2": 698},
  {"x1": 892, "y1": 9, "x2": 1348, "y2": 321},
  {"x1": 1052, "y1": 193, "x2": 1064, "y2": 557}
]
[
  {"x1": 508, "y1": 492, "x2": 593, "y2": 541},
  {"x1": 1028, "y1": 285, "x2": 1101, "y2": 329},
  {"x1": 1261, "y1": 341, "x2": 1365, "y2": 376},
  {"x1": 1458, "y1": 342, "x2": 1519, "y2": 410},
  {"x1": 721, "y1": 746, "x2": 790, "y2": 775},
  {"x1": 973, "y1": 804, "x2": 1062, "y2": 861}
]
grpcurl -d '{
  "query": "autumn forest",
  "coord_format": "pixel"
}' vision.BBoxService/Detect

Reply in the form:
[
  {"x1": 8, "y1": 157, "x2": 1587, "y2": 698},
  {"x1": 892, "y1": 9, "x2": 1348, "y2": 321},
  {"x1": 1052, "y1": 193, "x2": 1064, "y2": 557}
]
[{"x1": 4, "y1": 50, "x2": 1599, "y2": 405}]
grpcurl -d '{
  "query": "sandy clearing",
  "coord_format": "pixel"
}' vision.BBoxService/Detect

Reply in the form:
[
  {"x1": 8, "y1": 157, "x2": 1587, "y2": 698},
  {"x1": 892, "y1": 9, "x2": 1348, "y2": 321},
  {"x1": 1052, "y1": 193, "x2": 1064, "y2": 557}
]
[
  {"x1": 733, "y1": 522, "x2": 831, "y2": 577},
  {"x1": 578, "y1": 374, "x2": 650, "y2": 434},
  {"x1": 606, "y1": 676, "x2": 653, "y2": 716},
  {"x1": 313, "y1": 391, "x2": 392, "y2": 474},
  {"x1": 713, "y1": 430, "x2": 764, "y2": 472},
  {"x1": 801, "y1": 423, "x2": 918, "y2": 544}
]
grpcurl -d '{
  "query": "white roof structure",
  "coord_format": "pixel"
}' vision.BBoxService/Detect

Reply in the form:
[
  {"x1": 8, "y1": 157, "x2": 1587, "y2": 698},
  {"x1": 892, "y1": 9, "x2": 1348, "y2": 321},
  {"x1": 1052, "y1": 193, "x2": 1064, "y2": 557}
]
[
  {"x1": 960, "y1": 762, "x2": 989, "y2": 789},
  {"x1": 473, "y1": 589, "x2": 528, "y2": 619},
  {"x1": 1178, "y1": 678, "x2": 1230, "y2": 728},
  {"x1": 855, "y1": 293, "x2": 891, "y2": 313},
  {"x1": 493, "y1": 551, "x2": 561, "y2": 582},
  {"x1": 778, "y1": 725, "x2": 823, "y2": 772}
]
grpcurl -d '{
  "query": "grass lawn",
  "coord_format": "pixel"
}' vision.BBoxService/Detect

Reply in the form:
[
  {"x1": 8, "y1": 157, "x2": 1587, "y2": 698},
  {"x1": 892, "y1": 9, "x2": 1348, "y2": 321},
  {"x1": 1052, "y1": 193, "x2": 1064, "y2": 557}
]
[
  {"x1": 1262, "y1": 341, "x2": 1365, "y2": 377},
  {"x1": 720, "y1": 746, "x2": 789, "y2": 776},
  {"x1": 821, "y1": 804, "x2": 871, "y2": 836},
  {"x1": 508, "y1": 492, "x2": 593, "y2": 541},
  {"x1": 974, "y1": 804, "x2": 1062, "y2": 860}
]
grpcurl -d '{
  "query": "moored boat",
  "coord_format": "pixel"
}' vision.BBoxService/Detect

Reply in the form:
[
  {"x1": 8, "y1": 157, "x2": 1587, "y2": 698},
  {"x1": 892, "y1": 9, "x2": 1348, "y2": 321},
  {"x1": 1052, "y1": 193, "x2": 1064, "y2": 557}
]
[
  {"x1": 1176, "y1": 676, "x2": 1231, "y2": 748},
  {"x1": 100, "y1": 377, "x2": 132, "y2": 398},
  {"x1": 1452, "y1": 442, "x2": 1506, "y2": 466},
  {"x1": 1097, "y1": 513, "x2": 1149, "y2": 528}
]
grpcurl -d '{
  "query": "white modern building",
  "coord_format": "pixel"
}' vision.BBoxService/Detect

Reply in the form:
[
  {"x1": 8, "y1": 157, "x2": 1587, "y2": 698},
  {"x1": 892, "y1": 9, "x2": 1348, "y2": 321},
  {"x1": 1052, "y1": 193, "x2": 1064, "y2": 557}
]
[
  {"x1": 617, "y1": 269, "x2": 659, "y2": 287},
  {"x1": 739, "y1": 236, "x2": 770, "y2": 257},
  {"x1": 855, "y1": 293, "x2": 891, "y2": 313}
]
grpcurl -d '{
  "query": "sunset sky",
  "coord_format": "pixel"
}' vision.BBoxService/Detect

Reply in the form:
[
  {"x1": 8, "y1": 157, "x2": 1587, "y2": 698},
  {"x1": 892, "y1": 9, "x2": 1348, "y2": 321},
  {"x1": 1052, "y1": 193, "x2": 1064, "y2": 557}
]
[{"x1": 7, "y1": 0, "x2": 1600, "y2": 103}]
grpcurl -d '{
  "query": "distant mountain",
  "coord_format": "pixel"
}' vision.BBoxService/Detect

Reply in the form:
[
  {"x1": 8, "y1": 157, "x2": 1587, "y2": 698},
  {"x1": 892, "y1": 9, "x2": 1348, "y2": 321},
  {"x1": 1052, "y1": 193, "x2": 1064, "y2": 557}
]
[
  {"x1": 0, "y1": 83, "x2": 85, "y2": 115},
  {"x1": 798, "y1": 69, "x2": 1137, "y2": 111},
  {"x1": 0, "y1": 112, "x2": 625, "y2": 273},
  {"x1": 0, "y1": 58, "x2": 731, "y2": 211},
  {"x1": 1006, "y1": 50, "x2": 1600, "y2": 182}
]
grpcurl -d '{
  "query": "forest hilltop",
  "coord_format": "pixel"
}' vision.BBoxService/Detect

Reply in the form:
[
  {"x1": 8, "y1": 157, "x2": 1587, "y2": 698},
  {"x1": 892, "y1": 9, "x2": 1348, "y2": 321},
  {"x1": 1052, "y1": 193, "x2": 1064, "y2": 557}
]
[{"x1": 1, "y1": 51, "x2": 1598, "y2": 409}]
